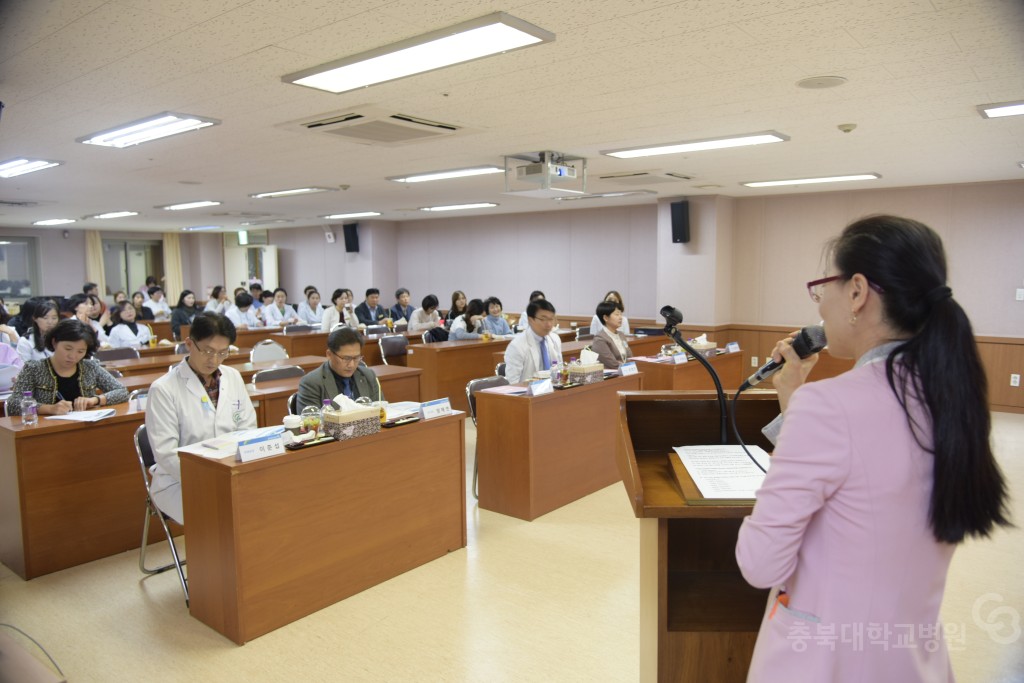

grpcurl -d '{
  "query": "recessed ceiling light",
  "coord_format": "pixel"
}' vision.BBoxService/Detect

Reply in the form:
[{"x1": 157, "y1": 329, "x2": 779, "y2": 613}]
[
  {"x1": 238, "y1": 219, "x2": 295, "y2": 226},
  {"x1": 796, "y1": 75, "x2": 848, "y2": 89},
  {"x1": 249, "y1": 187, "x2": 337, "y2": 199},
  {"x1": 694, "y1": 184, "x2": 723, "y2": 190},
  {"x1": 78, "y1": 112, "x2": 220, "y2": 148},
  {"x1": 0, "y1": 158, "x2": 63, "y2": 178},
  {"x1": 553, "y1": 190, "x2": 657, "y2": 201},
  {"x1": 283, "y1": 12, "x2": 554, "y2": 94},
  {"x1": 33, "y1": 218, "x2": 77, "y2": 226},
  {"x1": 237, "y1": 230, "x2": 249, "y2": 245},
  {"x1": 320, "y1": 211, "x2": 382, "y2": 219},
  {"x1": 181, "y1": 225, "x2": 222, "y2": 232},
  {"x1": 977, "y1": 100, "x2": 1024, "y2": 118},
  {"x1": 602, "y1": 131, "x2": 788, "y2": 159},
  {"x1": 742, "y1": 173, "x2": 881, "y2": 188},
  {"x1": 86, "y1": 211, "x2": 139, "y2": 219},
  {"x1": 420, "y1": 202, "x2": 498, "y2": 212},
  {"x1": 158, "y1": 201, "x2": 222, "y2": 211},
  {"x1": 388, "y1": 166, "x2": 504, "y2": 183}
]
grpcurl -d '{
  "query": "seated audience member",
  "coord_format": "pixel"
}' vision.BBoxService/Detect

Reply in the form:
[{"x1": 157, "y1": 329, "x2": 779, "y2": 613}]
[
  {"x1": 138, "y1": 275, "x2": 158, "y2": 296},
  {"x1": 0, "y1": 335, "x2": 23, "y2": 369},
  {"x1": 504, "y1": 299, "x2": 562, "y2": 383},
  {"x1": 589, "y1": 290, "x2": 630, "y2": 336},
  {"x1": 225, "y1": 292, "x2": 262, "y2": 329},
  {"x1": 321, "y1": 288, "x2": 357, "y2": 332},
  {"x1": 590, "y1": 300, "x2": 632, "y2": 370},
  {"x1": 0, "y1": 322, "x2": 20, "y2": 346},
  {"x1": 409, "y1": 294, "x2": 443, "y2": 333},
  {"x1": 445, "y1": 290, "x2": 467, "y2": 324},
  {"x1": 255, "y1": 290, "x2": 274, "y2": 321},
  {"x1": 170, "y1": 290, "x2": 198, "y2": 340},
  {"x1": 449, "y1": 298, "x2": 486, "y2": 340},
  {"x1": 146, "y1": 313, "x2": 256, "y2": 524},
  {"x1": 6, "y1": 319, "x2": 128, "y2": 416},
  {"x1": 113, "y1": 291, "x2": 128, "y2": 306},
  {"x1": 143, "y1": 286, "x2": 172, "y2": 321},
  {"x1": 263, "y1": 288, "x2": 300, "y2": 326},
  {"x1": 354, "y1": 288, "x2": 387, "y2": 326},
  {"x1": 66, "y1": 293, "x2": 108, "y2": 345},
  {"x1": 517, "y1": 290, "x2": 546, "y2": 330},
  {"x1": 249, "y1": 282, "x2": 264, "y2": 310},
  {"x1": 10, "y1": 296, "x2": 40, "y2": 336},
  {"x1": 390, "y1": 288, "x2": 414, "y2": 323},
  {"x1": 297, "y1": 288, "x2": 324, "y2": 326},
  {"x1": 481, "y1": 296, "x2": 513, "y2": 336},
  {"x1": 107, "y1": 300, "x2": 153, "y2": 349},
  {"x1": 204, "y1": 286, "x2": 230, "y2": 314},
  {"x1": 297, "y1": 326, "x2": 382, "y2": 411},
  {"x1": 83, "y1": 282, "x2": 108, "y2": 316},
  {"x1": 132, "y1": 291, "x2": 155, "y2": 321},
  {"x1": 87, "y1": 294, "x2": 112, "y2": 332}
]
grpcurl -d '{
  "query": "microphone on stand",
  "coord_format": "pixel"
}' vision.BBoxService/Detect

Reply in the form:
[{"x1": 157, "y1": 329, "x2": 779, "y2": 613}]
[
  {"x1": 659, "y1": 305, "x2": 728, "y2": 445},
  {"x1": 739, "y1": 325, "x2": 827, "y2": 392}
]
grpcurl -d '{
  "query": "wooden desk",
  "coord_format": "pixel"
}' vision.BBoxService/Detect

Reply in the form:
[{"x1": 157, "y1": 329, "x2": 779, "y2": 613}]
[
  {"x1": 117, "y1": 356, "x2": 325, "y2": 394},
  {"x1": 475, "y1": 373, "x2": 642, "y2": 521},
  {"x1": 616, "y1": 390, "x2": 779, "y2": 682},
  {"x1": 633, "y1": 352, "x2": 743, "y2": 391},
  {"x1": 148, "y1": 320, "x2": 172, "y2": 342},
  {"x1": 181, "y1": 412, "x2": 467, "y2": 644},
  {"x1": 492, "y1": 334, "x2": 671, "y2": 368},
  {"x1": 407, "y1": 338, "x2": 513, "y2": 411},
  {"x1": 268, "y1": 331, "x2": 328, "y2": 357},
  {"x1": 246, "y1": 365, "x2": 423, "y2": 426},
  {"x1": 0, "y1": 404, "x2": 164, "y2": 579}
]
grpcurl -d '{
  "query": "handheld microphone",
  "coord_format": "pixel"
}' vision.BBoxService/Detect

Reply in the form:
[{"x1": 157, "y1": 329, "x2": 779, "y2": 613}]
[{"x1": 740, "y1": 325, "x2": 827, "y2": 392}]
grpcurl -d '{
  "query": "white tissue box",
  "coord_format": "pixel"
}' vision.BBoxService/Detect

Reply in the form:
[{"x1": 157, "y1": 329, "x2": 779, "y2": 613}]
[
  {"x1": 568, "y1": 361, "x2": 604, "y2": 384},
  {"x1": 322, "y1": 405, "x2": 380, "y2": 441},
  {"x1": 689, "y1": 341, "x2": 716, "y2": 359}
]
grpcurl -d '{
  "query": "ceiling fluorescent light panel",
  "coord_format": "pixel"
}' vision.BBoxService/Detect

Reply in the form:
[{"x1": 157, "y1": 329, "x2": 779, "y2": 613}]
[
  {"x1": 420, "y1": 202, "x2": 497, "y2": 212},
  {"x1": 321, "y1": 211, "x2": 381, "y2": 219},
  {"x1": 389, "y1": 166, "x2": 504, "y2": 183},
  {"x1": 159, "y1": 201, "x2": 222, "y2": 211},
  {"x1": 78, "y1": 112, "x2": 220, "y2": 148},
  {"x1": 602, "y1": 132, "x2": 789, "y2": 159},
  {"x1": 977, "y1": 100, "x2": 1024, "y2": 118},
  {"x1": 283, "y1": 13, "x2": 554, "y2": 94},
  {"x1": 0, "y1": 158, "x2": 63, "y2": 178},
  {"x1": 742, "y1": 173, "x2": 881, "y2": 188},
  {"x1": 249, "y1": 187, "x2": 336, "y2": 199}
]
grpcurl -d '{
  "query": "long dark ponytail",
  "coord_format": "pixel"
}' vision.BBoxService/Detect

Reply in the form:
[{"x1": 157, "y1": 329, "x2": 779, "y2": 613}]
[{"x1": 832, "y1": 215, "x2": 1010, "y2": 543}]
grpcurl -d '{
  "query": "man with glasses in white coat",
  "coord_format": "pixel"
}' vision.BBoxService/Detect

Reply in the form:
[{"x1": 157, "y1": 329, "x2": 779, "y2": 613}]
[
  {"x1": 145, "y1": 312, "x2": 256, "y2": 524},
  {"x1": 504, "y1": 299, "x2": 562, "y2": 384}
]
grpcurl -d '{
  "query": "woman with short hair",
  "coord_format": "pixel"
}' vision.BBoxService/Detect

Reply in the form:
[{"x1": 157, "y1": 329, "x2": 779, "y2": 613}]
[
  {"x1": 409, "y1": 294, "x2": 442, "y2": 333},
  {"x1": 107, "y1": 300, "x2": 154, "y2": 349}
]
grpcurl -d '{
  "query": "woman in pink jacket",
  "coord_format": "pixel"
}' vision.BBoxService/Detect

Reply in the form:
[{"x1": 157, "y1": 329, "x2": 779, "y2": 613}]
[{"x1": 736, "y1": 215, "x2": 1010, "y2": 682}]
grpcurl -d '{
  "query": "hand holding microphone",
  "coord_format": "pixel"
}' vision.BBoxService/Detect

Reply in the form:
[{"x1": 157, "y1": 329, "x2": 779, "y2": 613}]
[{"x1": 740, "y1": 325, "x2": 827, "y2": 409}]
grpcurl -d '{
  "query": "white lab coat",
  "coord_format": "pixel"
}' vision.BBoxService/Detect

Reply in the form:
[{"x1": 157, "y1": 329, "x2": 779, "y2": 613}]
[
  {"x1": 296, "y1": 301, "x2": 324, "y2": 325},
  {"x1": 17, "y1": 334, "x2": 53, "y2": 363},
  {"x1": 107, "y1": 322, "x2": 152, "y2": 348},
  {"x1": 503, "y1": 329, "x2": 562, "y2": 384},
  {"x1": 145, "y1": 360, "x2": 256, "y2": 524},
  {"x1": 225, "y1": 305, "x2": 263, "y2": 329},
  {"x1": 263, "y1": 303, "x2": 299, "y2": 327}
]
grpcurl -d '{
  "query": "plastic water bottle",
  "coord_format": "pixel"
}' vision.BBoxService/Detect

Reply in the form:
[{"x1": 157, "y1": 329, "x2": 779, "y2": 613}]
[{"x1": 21, "y1": 392, "x2": 38, "y2": 427}]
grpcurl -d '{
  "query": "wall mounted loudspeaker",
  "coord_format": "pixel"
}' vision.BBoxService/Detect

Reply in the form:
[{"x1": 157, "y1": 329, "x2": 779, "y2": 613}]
[
  {"x1": 343, "y1": 223, "x2": 359, "y2": 253},
  {"x1": 670, "y1": 200, "x2": 690, "y2": 243}
]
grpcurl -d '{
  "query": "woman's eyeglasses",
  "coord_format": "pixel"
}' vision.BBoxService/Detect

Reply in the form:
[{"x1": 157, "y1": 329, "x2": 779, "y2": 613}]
[{"x1": 806, "y1": 275, "x2": 885, "y2": 303}]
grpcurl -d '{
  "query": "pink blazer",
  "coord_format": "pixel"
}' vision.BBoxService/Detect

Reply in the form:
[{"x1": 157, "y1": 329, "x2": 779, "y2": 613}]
[{"x1": 736, "y1": 360, "x2": 955, "y2": 682}]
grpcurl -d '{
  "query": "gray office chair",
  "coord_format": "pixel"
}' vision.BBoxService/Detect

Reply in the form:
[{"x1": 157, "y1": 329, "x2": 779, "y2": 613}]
[
  {"x1": 251, "y1": 365, "x2": 305, "y2": 384},
  {"x1": 107, "y1": 368, "x2": 123, "y2": 378},
  {"x1": 394, "y1": 322, "x2": 408, "y2": 333},
  {"x1": 283, "y1": 324, "x2": 315, "y2": 334},
  {"x1": 288, "y1": 393, "x2": 299, "y2": 415},
  {"x1": 133, "y1": 424, "x2": 189, "y2": 606},
  {"x1": 421, "y1": 331, "x2": 432, "y2": 344},
  {"x1": 465, "y1": 375, "x2": 509, "y2": 500},
  {"x1": 575, "y1": 326, "x2": 594, "y2": 342},
  {"x1": 365, "y1": 324, "x2": 389, "y2": 336},
  {"x1": 95, "y1": 347, "x2": 140, "y2": 362},
  {"x1": 127, "y1": 389, "x2": 147, "y2": 411},
  {"x1": 249, "y1": 339, "x2": 288, "y2": 363},
  {"x1": 495, "y1": 362, "x2": 506, "y2": 377},
  {"x1": 378, "y1": 335, "x2": 409, "y2": 365},
  {"x1": 174, "y1": 342, "x2": 188, "y2": 354}
]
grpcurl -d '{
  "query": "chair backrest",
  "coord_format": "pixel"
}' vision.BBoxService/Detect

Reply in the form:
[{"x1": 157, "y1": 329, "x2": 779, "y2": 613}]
[
  {"x1": 95, "y1": 347, "x2": 140, "y2": 362},
  {"x1": 107, "y1": 368, "x2": 123, "y2": 378},
  {"x1": 495, "y1": 362, "x2": 506, "y2": 377},
  {"x1": 250, "y1": 339, "x2": 288, "y2": 363},
  {"x1": 465, "y1": 375, "x2": 510, "y2": 426},
  {"x1": 251, "y1": 365, "x2": 305, "y2": 384},
  {"x1": 174, "y1": 342, "x2": 188, "y2": 354},
  {"x1": 365, "y1": 324, "x2": 388, "y2": 336},
  {"x1": 394, "y1": 322, "x2": 408, "y2": 333},
  {"x1": 421, "y1": 331, "x2": 432, "y2": 344},
  {"x1": 288, "y1": 393, "x2": 298, "y2": 415},
  {"x1": 330, "y1": 322, "x2": 348, "y2": 332},
  {"x1": 378, "y1": 335, "x2": 409, "y2": 365},
  {"x1": 134, "y1": 423, "x2": 156, "y2": 473},
  {"x1": 128, "y1": 389, "x2": 148, "y2": 411},
  {"x1": 283, "y1": 324, "x2": 315, "y2": 334},
  {"x1": 576, "y1": 333, "x2": 595, "y2": 342},
  {"x1": 575, "y1": 327, "x2": 592, "y2": 341}
]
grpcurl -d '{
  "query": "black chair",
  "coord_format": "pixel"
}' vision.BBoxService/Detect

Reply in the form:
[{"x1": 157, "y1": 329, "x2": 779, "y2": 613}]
[
  {"x1": 378, "y1": 335, "x2": 409, "y2": 365},
  {"x1": 575, "y1": 326, "x2": 594, "y2": 342},
  {"x1": 251, "y1": 365, "x2": 305, "y2": 384},
  {"x1": 421, "y1": 331, "x2": 432, "y2": 344},
  {"x1": 288, "y1": 393, "x2": 299, "y2": 415},
  {"x1": 465, "y1": 375, "x2": 510, "y2": 499},
  {"x1": 174, "y1": 342, "x2": 188, "y2": 354},
  {"x1": 495, "y1": 362, "x2": 506, "y2": 377},
  {"x1": 365, "y1": 324, "x2": 389, "y2": 336},
  {"x1": 394, "y1": 322, "x2": 408, "y2": 333},
  {"x1": 95, "y1": 347, "x2": 140, "y2": 362},
  {"x1": 283, "y1": 324, "x2": 315, "y2": 334},
  {"x1": 133, "y1": 424, "x2": 189, "y2": 606}
]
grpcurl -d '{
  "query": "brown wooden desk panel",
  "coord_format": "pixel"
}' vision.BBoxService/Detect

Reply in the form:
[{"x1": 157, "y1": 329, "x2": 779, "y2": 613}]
[
  {"x1": 475, "y1": 373, "x2": 642, "y2": 521},
  {"x1": 116, "y1": 356, "x2": 325, "y2": 393},
  {"x1": 406, "y1": 338, "x2": 513, "y2": 411},
  {"x1": 181, "y1": 412, "x2": 466, "y2": 644},
  {"x1": 104, "y1": 351, "x2": 249, "y2": 376},
  {"x1": 633, "y1": 352, "x2": 743, "y2": 391},
  {"x1": 0, "y1": 404, "x2": 165, "y2": 579}
]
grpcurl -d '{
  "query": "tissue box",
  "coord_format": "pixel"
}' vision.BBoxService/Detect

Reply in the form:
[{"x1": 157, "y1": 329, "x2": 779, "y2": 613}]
[
  {"x1": 689, "y1": 341, "x2": 716, "y2": 359},
  {"x1": 322, "y1": 405, "x2": 380, "y2": 441},
  {"x1": 568, "y1": 361, "x2": 604, "y2": 384}
]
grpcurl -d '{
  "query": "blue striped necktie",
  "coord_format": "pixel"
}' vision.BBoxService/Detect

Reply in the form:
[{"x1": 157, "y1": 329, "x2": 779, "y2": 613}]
[{"x1": 539, "y1": 337, "x2": 550, "y2": 370}]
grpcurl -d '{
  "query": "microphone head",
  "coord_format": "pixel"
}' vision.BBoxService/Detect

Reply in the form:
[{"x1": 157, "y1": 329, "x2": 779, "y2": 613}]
[
  {"x1": 793, "y1": 325, "x2": 827, "y2": 358},
  {"x1": 660, "y1": 305, "x2": 683, "y2": 326}
]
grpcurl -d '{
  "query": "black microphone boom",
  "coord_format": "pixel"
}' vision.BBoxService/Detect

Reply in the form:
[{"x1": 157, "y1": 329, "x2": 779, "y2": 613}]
[{"x1": 739, "y1": 325, "x2": 827, "y2": 392}]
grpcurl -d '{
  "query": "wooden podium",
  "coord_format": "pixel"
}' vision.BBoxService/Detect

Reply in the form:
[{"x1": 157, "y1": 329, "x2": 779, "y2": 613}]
[{"x1": 615, "y1": 390, "x2": 779, "y2": 682}]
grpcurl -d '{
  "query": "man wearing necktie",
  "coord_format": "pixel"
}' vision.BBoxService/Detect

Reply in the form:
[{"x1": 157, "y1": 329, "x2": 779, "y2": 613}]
[
  {"x1": 297, "y1": 326, "x2": 382, "y2": 411},
  {"x1": 355, "y1": 288, "x2": 387, "y2": 326},
  {"x1": 503, "y1": 299, "x2": 562, "y2": 384}
]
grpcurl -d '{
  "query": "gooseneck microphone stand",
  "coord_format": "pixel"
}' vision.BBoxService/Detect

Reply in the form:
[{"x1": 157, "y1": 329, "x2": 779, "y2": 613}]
[{"x1": 660, "y1": 305, "x2": 728, "y2": 445}]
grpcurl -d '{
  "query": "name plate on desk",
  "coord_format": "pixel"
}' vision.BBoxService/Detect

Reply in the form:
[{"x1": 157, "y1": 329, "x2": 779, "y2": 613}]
[
  {"x1": 726, "y1": 341, "x2": 740, "y2": 353},
  {"x1": 419, "y1": 397, "x2": 453, "y2": 420},
  {"x1": 527, "y1": 378, "x2": 553, "y2": 396},
  {"x1": 619, "y1": 361, "x2": 638, "y2": 376},
  {"x1": 237, "y1": 434, "x2": 285, "y2": 462},
  {"x1": 672, "y1": 353, "x2": 689, "y2": 365}
]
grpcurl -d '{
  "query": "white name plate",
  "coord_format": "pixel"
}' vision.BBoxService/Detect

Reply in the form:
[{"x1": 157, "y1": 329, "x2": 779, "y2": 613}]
[
  {"x1": 420, "y1": 397, "x2": 453, "y2": 420},
  {"x1": 619, "y1": 361, "x2": 638, "y2": 376},
  {"x1": 726, "y1": 341, "x2": 741, "y2": 353},
  {"x1": 528, "y1": 378, "x2": 554, "y2": 396},
  {"x1": 672, "y1": 353, "x2": 689, "y2": 364},
  {"x1": 237, "y1": 435, "x2": 285, "y2": 462}
]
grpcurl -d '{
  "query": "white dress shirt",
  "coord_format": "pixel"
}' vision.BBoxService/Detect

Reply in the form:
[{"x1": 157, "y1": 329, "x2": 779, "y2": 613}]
[{"x1": 503, "y1": 328, "x2": 562, "y2": 384}]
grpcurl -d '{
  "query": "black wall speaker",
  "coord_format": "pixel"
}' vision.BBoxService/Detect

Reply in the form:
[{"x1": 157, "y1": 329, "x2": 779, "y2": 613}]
[
  {"x1": 343, "y1": 223, "x2": 359, "y2": 253},
  {"x1": 670, "y1": 200, "x2": 690, "y2": 243}
]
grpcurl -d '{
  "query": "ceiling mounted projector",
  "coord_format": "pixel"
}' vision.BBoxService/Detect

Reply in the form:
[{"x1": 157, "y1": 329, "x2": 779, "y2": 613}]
[{"x1": 503, "y1": 150, "x2": 587, "y2": 199}]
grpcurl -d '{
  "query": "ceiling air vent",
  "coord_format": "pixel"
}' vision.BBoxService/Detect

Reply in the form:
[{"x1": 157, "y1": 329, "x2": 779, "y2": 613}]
[
  {"x1": 0, "y1": 199, "x2": 39, "y2": 207},
  {"x1": 597, "y1": 170, "x2": 693, "y2": 185},
  {"x1": 289, "y1": 106, "x2": 473, "y2": 147}
]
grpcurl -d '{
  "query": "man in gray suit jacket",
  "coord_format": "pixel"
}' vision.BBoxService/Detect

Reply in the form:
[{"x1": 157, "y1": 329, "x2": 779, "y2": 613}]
[{"x1": 297, "y1": 326, "x2": 382, "y2": 411}]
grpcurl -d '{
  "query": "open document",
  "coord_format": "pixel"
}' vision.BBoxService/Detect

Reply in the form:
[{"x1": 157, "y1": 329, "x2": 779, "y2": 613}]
[
  {"x1": 672, "y1": 445, "x2": 771, "y2": 502},
  {"x1": 45, "y1": 408, "x2": 117, "y2": 422}
]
